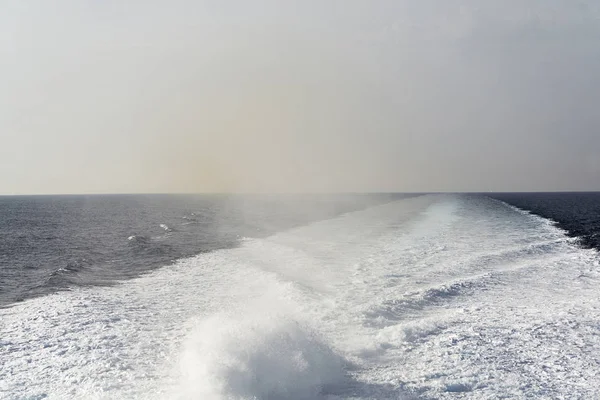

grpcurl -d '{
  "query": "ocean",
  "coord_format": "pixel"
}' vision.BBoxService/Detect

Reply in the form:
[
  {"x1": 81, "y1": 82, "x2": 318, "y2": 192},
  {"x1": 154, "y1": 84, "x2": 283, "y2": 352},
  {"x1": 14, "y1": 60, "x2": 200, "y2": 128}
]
[
  {"x1": 0, "y1": 194, "x2": 401, "y2": 306},
  {"x1": 1, "y1": 192, "x2": 599, "y2": 399}
]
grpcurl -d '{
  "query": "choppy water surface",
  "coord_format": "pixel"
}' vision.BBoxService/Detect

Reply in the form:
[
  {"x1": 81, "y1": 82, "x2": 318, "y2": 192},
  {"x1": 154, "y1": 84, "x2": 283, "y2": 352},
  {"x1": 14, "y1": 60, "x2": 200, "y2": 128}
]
[{"x1": 1, "y1": 193, "x2": 600, "y2": 399}]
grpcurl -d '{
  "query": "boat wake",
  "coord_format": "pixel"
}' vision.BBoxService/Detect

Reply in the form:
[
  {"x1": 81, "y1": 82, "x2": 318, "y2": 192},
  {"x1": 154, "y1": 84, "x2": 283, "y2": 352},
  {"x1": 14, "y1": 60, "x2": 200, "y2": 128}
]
[{"x1": 2, "y1": 194, "x2": 600, "y2": 399}]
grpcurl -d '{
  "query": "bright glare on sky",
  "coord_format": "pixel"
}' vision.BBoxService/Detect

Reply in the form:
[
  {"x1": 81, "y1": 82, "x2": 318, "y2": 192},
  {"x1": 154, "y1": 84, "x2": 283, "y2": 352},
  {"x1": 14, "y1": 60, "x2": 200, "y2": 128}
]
[{"x1": 1, "y1": 1, "x2": 599, "y2": 194}]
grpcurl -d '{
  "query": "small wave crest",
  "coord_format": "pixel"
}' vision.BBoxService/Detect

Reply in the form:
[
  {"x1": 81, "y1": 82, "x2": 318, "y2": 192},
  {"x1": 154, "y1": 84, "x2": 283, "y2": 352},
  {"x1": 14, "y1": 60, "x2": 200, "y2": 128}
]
[
  {"x1": 160, "y1": 224, "x2": 174, "y2": 232},
  {"x1": 363, "y1": 275, "x2": 493, "y2": 328},
  {"x1": 43, "y1": 259, "x2": 90, "y2": 288},
  {"x1": 171, "y1": 309, "x2": 347, "y2": 399},
  {"x1": 127, "y1": 235, "x2": 150, "y2": 243}
]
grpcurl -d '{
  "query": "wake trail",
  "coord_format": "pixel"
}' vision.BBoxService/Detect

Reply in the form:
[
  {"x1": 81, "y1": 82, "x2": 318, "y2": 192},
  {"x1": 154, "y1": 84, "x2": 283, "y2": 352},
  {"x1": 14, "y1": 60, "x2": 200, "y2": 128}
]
[{"x1": 1, "y1": 194, "x2": 600, "y2": 399}]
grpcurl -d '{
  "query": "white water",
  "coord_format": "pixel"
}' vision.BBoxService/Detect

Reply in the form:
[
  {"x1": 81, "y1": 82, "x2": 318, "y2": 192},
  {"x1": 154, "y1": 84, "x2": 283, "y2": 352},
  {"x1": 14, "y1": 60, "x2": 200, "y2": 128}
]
[{"x1": 2, "y1": 194, "x2": 600, "y2": 399}]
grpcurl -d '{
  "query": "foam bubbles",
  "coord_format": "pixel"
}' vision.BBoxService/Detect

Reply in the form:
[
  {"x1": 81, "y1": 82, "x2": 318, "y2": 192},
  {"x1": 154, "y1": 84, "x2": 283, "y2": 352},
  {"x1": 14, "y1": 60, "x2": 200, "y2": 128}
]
[
  {"x1": 173, "y1": 311, "x2": 346, "y2": 400},
  {"x1": 3, "y1": 194, "x2": 600, "y2": 399}
]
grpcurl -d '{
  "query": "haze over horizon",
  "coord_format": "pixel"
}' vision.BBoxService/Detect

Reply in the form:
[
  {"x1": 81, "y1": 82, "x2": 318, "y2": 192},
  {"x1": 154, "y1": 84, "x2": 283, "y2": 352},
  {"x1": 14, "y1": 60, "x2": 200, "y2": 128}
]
[{"x1": 1, "y1": 1, "x2": 599, "y2": 195}]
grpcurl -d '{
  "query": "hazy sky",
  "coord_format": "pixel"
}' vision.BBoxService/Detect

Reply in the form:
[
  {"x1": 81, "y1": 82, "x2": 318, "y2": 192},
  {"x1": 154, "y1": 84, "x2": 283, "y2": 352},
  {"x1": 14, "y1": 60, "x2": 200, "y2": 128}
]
[{"x1": 1, "y1": 0, "x2": 599, "y2": 194}]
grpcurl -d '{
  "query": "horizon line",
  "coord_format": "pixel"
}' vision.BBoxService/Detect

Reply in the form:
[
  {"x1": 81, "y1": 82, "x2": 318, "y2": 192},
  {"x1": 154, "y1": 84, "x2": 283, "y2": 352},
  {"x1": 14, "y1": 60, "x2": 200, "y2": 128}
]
[{"x1": 1, "y1": 190, "x2": 600, "y2": 197}]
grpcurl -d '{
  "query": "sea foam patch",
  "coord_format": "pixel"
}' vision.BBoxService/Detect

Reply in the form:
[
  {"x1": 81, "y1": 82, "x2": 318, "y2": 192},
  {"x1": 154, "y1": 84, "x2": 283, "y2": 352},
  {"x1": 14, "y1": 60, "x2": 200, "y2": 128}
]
[{"x1": 2, "y1": 194, "x2": 600, "y2": 399}]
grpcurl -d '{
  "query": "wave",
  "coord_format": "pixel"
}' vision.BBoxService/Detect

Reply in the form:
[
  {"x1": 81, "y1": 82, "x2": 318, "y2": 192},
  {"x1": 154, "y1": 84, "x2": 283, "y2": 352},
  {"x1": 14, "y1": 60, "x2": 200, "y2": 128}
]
[
  {"x1": 172, "y1": 310, "x2": 348, "y2": 400},
  {"x1": 181, "y1": 215, "x2": 199, "y2": 226},
  {"x1": 43, "y1": 259, "x2": 91, "y2": 287},
  {"x1": 127, "y1": 234, "x2": 151, "y2": 243},
  {"x1": 489, "y1": 198, "x2": 565, "y2": 232},
  {"x1": 489, "y1": 194, "x2": 600, "y2": 251},
  {"x1": 160, "y1": 224, "x2": 174, "y2": 232},
  {"x1": 362, "y1": 275, "x2": 490, "y2": 328}
]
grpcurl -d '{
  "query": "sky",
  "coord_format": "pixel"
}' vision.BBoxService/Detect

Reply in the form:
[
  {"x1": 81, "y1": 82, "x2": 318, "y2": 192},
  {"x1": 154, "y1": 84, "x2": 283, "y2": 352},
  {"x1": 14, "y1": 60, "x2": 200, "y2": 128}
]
[{"x1": 1, "y1": 0, "x2": 599, "y2": 194}]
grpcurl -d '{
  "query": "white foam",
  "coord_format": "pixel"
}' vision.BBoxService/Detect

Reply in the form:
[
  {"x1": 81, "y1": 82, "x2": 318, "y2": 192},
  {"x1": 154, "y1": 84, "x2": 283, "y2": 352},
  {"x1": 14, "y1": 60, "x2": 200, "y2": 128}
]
[
  {"x1": 172, "y1": 304, "x2": 346, "y2": 400},
  {"x1": 2, "y1": 194, "x2": 600, "y2": 399},
  {"x1": 159, "y1": 224, "x2": 171, "y2": 232}
]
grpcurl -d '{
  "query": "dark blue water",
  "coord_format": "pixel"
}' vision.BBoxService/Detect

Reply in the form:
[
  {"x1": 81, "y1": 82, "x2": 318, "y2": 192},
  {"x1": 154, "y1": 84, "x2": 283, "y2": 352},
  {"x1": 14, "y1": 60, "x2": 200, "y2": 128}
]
[
  {"x1": 0, "y1": 193, "x2": 403, "y2": 306},
  {"x1": 488, "y1": 192, "x2": 600, "y2": 251}
]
